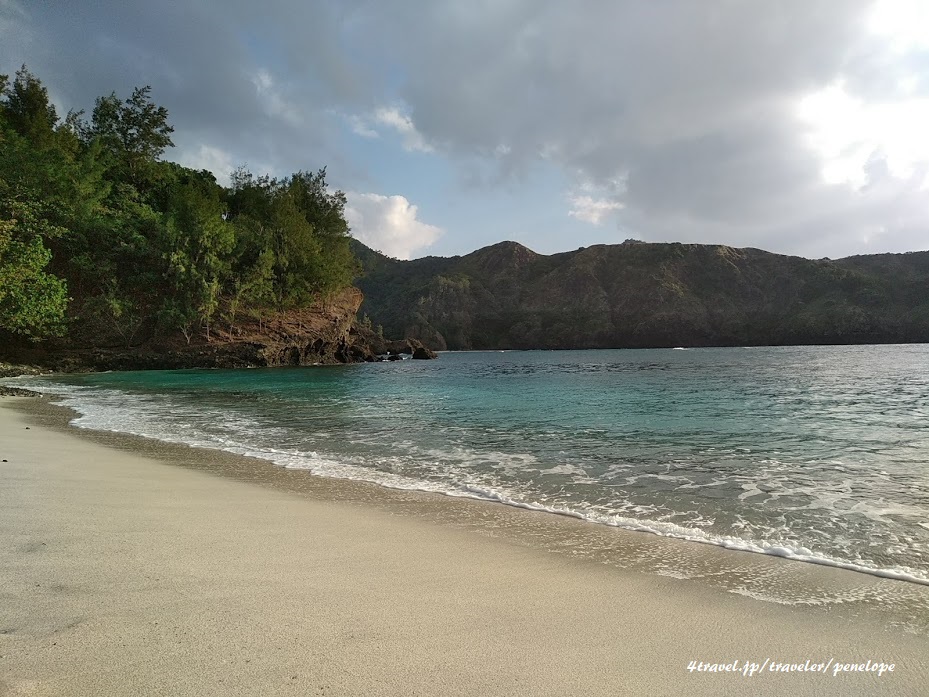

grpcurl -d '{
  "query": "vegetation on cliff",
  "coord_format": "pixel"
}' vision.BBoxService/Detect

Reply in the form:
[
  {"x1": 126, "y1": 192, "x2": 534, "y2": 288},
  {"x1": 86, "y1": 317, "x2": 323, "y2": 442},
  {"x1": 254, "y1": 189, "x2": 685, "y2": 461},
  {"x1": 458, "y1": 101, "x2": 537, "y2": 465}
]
[
  {"x1": 0, "y1": 67, "x2": 356, "y2": 351},
  {"x1": 4, "y1": 66, "x2": 926, "y2": 362},
  {"x1": 353, "y1": 240, "x2": 929, "y2": 350}
]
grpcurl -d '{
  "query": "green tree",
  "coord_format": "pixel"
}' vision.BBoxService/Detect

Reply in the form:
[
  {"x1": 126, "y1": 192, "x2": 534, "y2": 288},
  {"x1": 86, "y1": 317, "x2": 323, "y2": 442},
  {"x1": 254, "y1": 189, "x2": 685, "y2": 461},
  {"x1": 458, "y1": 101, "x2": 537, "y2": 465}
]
[
  {"x1": 91, "y1": 86, "x2": 174, "y2": 192},
  {"x1": 163, "y1": 174, "x2": 234, "y2": 341},
  {"x1": 228, "y1": 167, "x2": 355, "y2": 312},
  {"x1": 228, "y1": 246, "x2": 275, "y2": 330},
  {"x1": 267, "y1": 190, "x2": 320, "y2": 310},
  {"x1": 0, "y1": 193, "x2": 69, "y2": 338},
  {"x1": 1, "y1": 66, "x2": 59, "y2": 147},
  {"x1": 286, "y1": 169, "x2": 356, "y2": 296},
  {"x1": 0, "y1": 67, "x2": 361, "y2": 351}
]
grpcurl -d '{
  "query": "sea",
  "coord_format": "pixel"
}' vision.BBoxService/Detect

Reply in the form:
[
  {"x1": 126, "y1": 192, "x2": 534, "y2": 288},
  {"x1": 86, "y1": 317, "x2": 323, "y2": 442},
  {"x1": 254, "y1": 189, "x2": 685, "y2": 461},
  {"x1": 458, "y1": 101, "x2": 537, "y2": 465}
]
[{"x1": 8, "y1": 345, "x2": 929, "y2": 610}]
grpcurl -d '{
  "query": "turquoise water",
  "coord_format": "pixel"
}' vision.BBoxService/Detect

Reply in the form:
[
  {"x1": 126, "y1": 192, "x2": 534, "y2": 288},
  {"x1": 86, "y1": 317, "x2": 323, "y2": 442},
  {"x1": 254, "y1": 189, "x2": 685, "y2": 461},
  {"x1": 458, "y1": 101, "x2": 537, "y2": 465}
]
[{"x1": 10, "y1": 345, "x2": 929, "y2": 584}]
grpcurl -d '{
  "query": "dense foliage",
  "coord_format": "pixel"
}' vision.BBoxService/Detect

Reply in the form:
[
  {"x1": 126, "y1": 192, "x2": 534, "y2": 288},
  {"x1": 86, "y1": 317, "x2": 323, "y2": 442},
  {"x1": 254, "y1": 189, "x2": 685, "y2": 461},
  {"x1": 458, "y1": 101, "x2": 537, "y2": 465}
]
[
  {"x1": 353, "y1": 239, "x2": 929, "y2": 350},
  {"x1": 0, "y1": 67, "x2": 356, "y2": 345}
]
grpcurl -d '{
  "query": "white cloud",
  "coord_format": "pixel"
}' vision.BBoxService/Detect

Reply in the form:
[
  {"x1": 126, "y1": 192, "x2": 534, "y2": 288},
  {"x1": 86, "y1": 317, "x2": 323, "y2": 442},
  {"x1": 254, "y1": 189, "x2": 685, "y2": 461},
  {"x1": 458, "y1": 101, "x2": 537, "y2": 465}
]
[
  {"x1": 568, "y1": 194, "x2": 624, "y2": 225},
  {"x1": 797, "y1": 80, "x2": 929, "y2": 188},
  {"x1": 567, "y1": 178, "x2": 626, "y2": 224},
  {"x1": 349, "y1": 114, "x2": 379, "y2": 138},
  {"x1": 345, "y1": 192, "x2": 442, "y2": 259},
  {"x1": 250, "y1": 69, "x2": 302, "y2": 127},
  {"x1": 868, "y1": 0, "x2": 929, "y2": 52},
  {"x1": 346, "y1": 106, "x2": 434, "y2": 152},
  {"x1": 364, "y1": 105, "x2": 434, "y2": 152},
  {"x1": 175, "y1": 144, "x2": 236, "y2": 186}
]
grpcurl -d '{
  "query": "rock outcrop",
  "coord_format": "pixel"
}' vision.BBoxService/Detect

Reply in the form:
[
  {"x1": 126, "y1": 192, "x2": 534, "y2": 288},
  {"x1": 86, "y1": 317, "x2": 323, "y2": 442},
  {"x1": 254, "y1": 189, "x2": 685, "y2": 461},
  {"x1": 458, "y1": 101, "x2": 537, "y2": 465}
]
[
  {"x1": 1, "y1": 286, "x2": 436, "y2": 372},
  {"x1": 347, "y1": 327, "x2": 439, "y2": 361}
]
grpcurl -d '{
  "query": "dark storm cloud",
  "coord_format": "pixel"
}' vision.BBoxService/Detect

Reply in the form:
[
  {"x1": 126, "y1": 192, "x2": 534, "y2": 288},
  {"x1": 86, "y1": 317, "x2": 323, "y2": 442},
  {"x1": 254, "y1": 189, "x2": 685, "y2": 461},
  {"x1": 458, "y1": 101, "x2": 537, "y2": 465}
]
[
  {"x1": 0, "y1": 0, "x2": 379, "y2": 179},
  {"x1": 2, "y1": 0, "x2": 926, "y2": 256}
]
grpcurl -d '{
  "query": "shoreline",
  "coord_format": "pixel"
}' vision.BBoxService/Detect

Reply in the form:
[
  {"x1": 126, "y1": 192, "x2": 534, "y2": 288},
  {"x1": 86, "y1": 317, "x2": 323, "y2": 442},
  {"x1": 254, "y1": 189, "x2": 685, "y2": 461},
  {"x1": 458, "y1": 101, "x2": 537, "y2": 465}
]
[
  {"x1": 2, "y1": 395, "x2": 929, "y2": 695},
  {"x1": 14, "y1": 390, "x2": 929, "y2": 616},
  {"x1": 10, "y1": 395, "x2": 929, "y2": 618}
]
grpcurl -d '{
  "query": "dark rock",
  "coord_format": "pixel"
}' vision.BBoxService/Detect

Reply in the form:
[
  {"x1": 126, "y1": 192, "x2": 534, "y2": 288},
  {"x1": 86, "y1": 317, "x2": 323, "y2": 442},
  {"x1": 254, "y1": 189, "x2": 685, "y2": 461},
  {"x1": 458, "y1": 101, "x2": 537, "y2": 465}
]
[
  {"x1": 412, "y1": 344, "x2": 437, "y2": 359},
  {"x1": 0, "y1": 363, "x2": 46, "y2": 378},
  {"x1": 0, "y1": 386, "x2": 41, "y2": 397}
]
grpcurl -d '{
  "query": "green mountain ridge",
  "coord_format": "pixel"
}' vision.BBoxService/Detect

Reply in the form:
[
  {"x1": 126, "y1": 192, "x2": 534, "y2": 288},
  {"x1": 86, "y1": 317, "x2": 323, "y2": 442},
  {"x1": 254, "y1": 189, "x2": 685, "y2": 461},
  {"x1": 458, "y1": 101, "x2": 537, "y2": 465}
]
[{"x1": 352, "y1": 239, "x2": 929, "y2": 350}]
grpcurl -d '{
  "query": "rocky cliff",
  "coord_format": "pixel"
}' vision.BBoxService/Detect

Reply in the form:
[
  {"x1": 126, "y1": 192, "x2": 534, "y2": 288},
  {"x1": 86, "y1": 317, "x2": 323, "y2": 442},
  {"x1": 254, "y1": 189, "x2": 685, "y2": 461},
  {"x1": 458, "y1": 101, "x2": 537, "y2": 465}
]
[
  {"x1": 2, "y1": 286, "x2": 435, "y2": 371},
  {"x1": 353, "y1": 240, "x2": 929, "y2": 350}
]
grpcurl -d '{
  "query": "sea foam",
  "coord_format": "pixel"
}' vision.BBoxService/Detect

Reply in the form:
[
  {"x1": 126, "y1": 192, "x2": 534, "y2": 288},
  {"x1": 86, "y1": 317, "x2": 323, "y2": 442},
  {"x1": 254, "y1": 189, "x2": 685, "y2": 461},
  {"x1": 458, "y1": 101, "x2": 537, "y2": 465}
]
[{"x1": 8, "y1": 374, "x2": 929, "y2": 590}]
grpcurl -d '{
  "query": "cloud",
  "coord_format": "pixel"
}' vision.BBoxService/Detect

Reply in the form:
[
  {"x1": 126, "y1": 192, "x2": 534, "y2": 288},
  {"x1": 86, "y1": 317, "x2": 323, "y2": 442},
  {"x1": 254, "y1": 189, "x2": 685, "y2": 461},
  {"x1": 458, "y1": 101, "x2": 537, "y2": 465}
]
[
  {"x1": 174, "y1": 145, "x2": 236, "y2": 186},
  {"x1": 798, "y1": 80, "x2": 929, "y2": 188},
  {"x1": 868, "y1": 0, "x2": 929, "y2": 52},
  {"x1": 348, "y1": 105, "x2": 434, "y2": 152},
  {"x1": 347, "y1": 0, "x2": 929, "y2": 255},
  {"x1": 5, "y1": 0, "x2": 929, "y2": 258},
  {"x1": 345, "y1": 192, "x2": 442, "y2": 259},
  {"x1": 568, "y1": 195, "x2": 623, "y2": 225},
  {"x1": 373, "y1": 106, "x2": 433, "y2": 152},
  {"x1": 0, "y1": 1, "x2": 37, "y2": 78},
  {"x1": 0, "y1": 0, "x2": 365, "y2": 181},
  {"x1": 250, "y1": 69, "x2": 303, "y2": 127},
  {"x1": 0, "y1": 0, "x2": 27, "y2": 33},
  {"x1": 349, "y1": 114, "x2": 379, "y2": 138}
]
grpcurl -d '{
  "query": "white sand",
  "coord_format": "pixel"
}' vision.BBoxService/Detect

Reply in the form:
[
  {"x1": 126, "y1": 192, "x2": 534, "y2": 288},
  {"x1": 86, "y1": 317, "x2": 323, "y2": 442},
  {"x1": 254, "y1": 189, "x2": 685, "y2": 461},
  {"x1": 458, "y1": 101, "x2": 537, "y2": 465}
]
[{"x1": 1, "y1": 398, "x2": 926, "y2": 696}]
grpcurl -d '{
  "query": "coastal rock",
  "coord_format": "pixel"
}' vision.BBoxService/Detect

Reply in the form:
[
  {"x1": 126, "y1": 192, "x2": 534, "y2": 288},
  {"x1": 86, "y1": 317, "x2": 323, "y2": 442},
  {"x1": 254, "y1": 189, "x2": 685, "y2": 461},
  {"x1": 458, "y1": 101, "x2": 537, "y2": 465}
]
[
  {"x1": 0, "y1": 286, "x2": 435, "y2": 372},
  {"x1": 0, "y1": 363, "x2": 47, "y2": 378},
  {"x1": 411, "y1": 342, "x2": 438, "y2": 359},
  {"x1": 384, "y1": 338, "x2": 437, "y2": 358},
  {"x1": 0, "y1": 385, "x2": 41, "y2": 397}
]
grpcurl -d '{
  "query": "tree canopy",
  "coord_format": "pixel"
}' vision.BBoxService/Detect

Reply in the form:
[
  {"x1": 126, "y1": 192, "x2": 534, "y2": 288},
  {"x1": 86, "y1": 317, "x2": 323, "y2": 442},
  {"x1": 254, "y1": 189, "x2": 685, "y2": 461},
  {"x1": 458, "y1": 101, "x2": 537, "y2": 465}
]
[{"x1": 0, "y1": 67, "x2": 357, "y2": 345}]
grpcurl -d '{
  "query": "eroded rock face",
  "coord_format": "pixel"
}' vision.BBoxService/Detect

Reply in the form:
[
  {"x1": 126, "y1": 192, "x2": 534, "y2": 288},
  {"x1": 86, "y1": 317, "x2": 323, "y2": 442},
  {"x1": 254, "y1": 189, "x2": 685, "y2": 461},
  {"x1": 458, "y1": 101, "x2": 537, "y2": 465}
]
[
  {"x1": 0, "y1": 286, "x2": 436, "y2": 372},
  {"x1": 346, "y1": 329, "x2": 438, "y2": 361},
  {"x1": 384, "y1": 339, "x2": 437, "y2": 359},
  {"x1": 412, "y1": 343, "x2": 438, "y2": 360}
]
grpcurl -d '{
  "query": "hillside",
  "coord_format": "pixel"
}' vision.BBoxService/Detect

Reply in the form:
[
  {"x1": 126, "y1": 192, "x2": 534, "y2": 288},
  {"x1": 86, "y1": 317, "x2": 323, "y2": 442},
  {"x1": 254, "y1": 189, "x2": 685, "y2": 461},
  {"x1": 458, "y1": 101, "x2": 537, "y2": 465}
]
[
  {"x1": 0, "y1": 68, "x2": 436, "y2": 370},
  {"x1": 353, "y1": 240, "x2": 929, "y2": 350}
]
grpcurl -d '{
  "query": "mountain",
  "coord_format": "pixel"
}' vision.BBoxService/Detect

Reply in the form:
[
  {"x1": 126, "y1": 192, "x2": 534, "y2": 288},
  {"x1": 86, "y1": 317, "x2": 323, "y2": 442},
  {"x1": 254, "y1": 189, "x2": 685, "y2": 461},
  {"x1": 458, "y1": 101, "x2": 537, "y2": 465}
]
[{"x1": 352, "y1": 239, "x2": 929, "y2": 350}]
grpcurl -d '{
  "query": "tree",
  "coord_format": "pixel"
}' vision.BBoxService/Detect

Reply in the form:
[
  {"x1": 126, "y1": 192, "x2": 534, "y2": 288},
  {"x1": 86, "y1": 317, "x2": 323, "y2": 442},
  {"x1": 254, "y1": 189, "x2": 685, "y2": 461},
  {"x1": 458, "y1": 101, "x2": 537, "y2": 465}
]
[
  {"x1": 268, "y1": 190, "x2": 320, "y2": 311},
  {"x1": 85, "y1": 280, "x2": 147, "y2": 348},
  {"x1": 163, "y1": 176, "x2": 234, "y2": 341},
  {"x1": 91, "y1": 86, "x2": 174, "y2": 191},
  {"x1": 228, "y1": 167, "x2": 355, "y2": 312},
  {"x1": 287, "y1": 168, "x2": 349, "y2": 239},
  {"x1": 0, "y1": 67, "x2": 362, "y2": 351},
  {"x1": 228, "y1": 247, "x2": 275, "y2": 330},
  {"x1": 1, "y1": 66, "x2": 59, "y2": 147},
  {"x1": 284, "y1": 169, "x2": 357, "y2": 298},
  {"x1": 0, "y1": 194, "x2": 68, "y2": 338}
]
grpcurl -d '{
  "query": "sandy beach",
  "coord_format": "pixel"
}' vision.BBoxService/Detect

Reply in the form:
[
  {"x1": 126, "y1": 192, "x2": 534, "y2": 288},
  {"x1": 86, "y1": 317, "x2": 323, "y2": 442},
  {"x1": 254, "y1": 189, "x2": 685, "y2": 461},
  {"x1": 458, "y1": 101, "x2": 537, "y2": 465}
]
[{"x1": 1, "y1": 397, "x2": 927, "y2": 696}]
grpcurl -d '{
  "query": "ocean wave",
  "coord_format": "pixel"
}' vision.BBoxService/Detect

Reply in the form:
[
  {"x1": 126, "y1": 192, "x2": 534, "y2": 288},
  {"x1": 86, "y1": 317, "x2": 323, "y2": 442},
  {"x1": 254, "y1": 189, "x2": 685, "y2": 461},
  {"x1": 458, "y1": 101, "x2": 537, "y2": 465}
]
[{"x1": 8, "y1": 375, "x2": 929, "y2": 590}]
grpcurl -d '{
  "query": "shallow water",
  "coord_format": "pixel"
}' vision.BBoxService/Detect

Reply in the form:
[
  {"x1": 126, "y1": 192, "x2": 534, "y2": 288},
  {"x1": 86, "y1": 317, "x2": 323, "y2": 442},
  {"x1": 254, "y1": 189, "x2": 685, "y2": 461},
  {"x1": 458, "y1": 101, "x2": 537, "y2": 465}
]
[{"x1": 10, "y1": 345, "x2": 929, "y2": 588}]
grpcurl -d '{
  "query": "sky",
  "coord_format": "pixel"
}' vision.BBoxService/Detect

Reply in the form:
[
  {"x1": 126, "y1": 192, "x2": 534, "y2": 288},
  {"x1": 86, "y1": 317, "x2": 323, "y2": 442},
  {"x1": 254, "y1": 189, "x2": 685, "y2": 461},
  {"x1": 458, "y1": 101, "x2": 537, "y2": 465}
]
[{"x1": 2, "y1": 0, "x2": 929, "y2": 260}]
